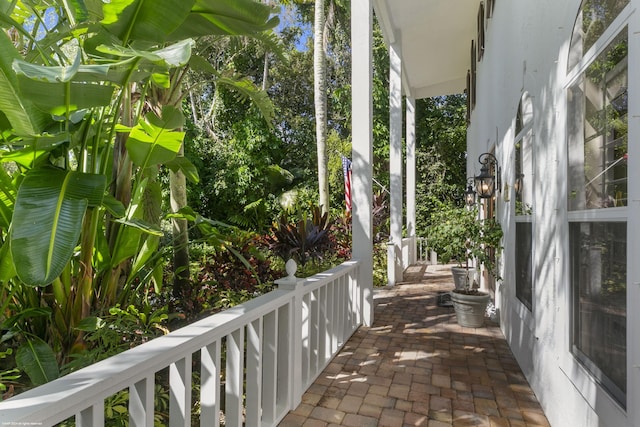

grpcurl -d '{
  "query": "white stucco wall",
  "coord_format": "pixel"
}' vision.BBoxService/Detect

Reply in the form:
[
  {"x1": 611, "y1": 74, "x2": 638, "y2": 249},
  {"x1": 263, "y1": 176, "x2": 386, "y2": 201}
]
[{"x1": 467, "y1": 1, "x2": 640, "y2": 426}]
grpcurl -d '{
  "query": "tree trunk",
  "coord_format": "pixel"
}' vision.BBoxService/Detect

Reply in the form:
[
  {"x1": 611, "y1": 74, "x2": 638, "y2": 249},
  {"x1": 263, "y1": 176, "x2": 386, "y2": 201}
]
[
  {"x1": 262, "y1": 52, "x2": 269, "y2": 91},
  {"x1": 262, "y1": 0, "x2": 270, "y2": 91},
  {"x1": 314, "y1": 0, "x2": 329, "y2": 214},
  {"x1": 170, "y1": 142, "x2": 191, "y2": 301},
  {"x1": 149, "y1": 76, "x2": 192, "y2": 303}
]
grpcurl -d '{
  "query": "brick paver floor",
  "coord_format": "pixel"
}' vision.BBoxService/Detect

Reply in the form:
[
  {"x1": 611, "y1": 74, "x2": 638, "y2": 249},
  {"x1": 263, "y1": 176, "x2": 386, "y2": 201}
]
[{"x1": 279, "y1": 263, "x2": 551, "y2": 427}]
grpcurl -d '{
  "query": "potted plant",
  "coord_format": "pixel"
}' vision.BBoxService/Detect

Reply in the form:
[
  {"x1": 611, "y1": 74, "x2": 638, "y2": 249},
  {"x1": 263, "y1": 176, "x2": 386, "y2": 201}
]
[
  {"x1": 426, "y1": 203, "x2": 480, "y2": 289},
  {"x1": 449, "y1": 216, "x2": 502, "y2": 327},
  {"x1": 426, "y1": 203, "x2": 503, "y2": 327}
]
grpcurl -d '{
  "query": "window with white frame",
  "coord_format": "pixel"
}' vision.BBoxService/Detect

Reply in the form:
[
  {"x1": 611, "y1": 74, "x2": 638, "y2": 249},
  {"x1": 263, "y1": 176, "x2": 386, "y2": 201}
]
[
  {"x1": 514, "y1": 93, "x2": 533, "y2": 310},
  {"x1": 567, "y1": 0, "x2": 628, "y2": 407}
]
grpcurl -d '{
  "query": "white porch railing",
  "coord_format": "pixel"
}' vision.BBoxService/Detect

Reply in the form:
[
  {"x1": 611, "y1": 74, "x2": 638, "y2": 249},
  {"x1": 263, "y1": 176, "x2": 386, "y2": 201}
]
[
  {"x1": 387, "y1": 237, "x2": 437, "y2": 286},
  {"x1": 0, "y1": 260, "x2": 361, "y2": 427},
  {"x1": 415, "y1": 237, "x2": 437, "y2": 265}
]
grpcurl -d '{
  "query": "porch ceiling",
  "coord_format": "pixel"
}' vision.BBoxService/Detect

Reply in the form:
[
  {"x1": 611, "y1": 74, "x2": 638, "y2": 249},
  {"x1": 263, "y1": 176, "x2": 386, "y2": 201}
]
[{"x1": 373, "y1": 0, "x2": 482, "y2": 99}]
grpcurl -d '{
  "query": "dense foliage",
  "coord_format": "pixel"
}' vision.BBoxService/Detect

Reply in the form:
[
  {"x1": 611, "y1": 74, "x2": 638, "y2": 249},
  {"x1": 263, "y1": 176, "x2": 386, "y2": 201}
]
[
  {"x1": 415, "y1": 95, "x2": 469, "y2": 236},
  {"x1": 0, "y1": 0, "x2": 467, "y2": 402},
  {"x1": 0, "y1": 0, "x2": 280, "y2": 397}
]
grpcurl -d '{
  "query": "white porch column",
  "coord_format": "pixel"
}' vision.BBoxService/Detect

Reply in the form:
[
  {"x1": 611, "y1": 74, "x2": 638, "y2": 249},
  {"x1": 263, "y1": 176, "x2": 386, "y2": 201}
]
[
  {"x1": 351, "y1": 0, "x2": 374, "y2": 326},
  {"x1": 389, "y1": 37, "x2": 403, "y2": 284},
  {"x1": 406, "y1": 97, "x2": 416, "y2": 264}
]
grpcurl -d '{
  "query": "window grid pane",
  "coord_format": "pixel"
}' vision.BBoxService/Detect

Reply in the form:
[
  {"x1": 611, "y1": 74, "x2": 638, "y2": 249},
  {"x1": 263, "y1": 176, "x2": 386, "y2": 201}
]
[
  {"x1": 568, "y1": 31, "x2": 627, "y2": 211},
  {"x1": 515, "y1": 222, "x2": 532, "y2": 310},
  {"x1": 568, "y1": 0, "x2": 629, "y2": 71},
  {"x1": 570, "y1": 222, "x2": 626, "y2": 405}
]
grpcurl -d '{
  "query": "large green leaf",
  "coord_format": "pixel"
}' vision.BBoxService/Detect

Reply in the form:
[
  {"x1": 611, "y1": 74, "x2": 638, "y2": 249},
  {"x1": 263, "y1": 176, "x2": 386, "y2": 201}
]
[
  {"x1": 12, "y1": 53, "x2": 116, "y2": 115},
  {"x1": 9, "y1": 133, "x2": 71, "y2": 149},
  {"x1": 16, "y1": 76, "x2": 114, "y2": 116},
  {"x1": 100, "y1": 0, "x2": 277, "y2": 43},
  {"x1": 0, "y1": 32, "x2": 47, "y2": 135},
  {"x1": 93, "y1": 227, "x2": 112, "y2": 273},
  {"x1": 0, "y1": 1, "x2": 31, "y2": 22},
  {"x1": 128, "y1": 234, "x2": 159, "y2": 283},
  {"x1": 0, "y1": 147, "x2": 49, "y2": 169},
  {"x1": 110, "y1": 179, "x2": 163, "y2": 268},
  {"x1": 0, "y1": 166, "x2": 16, "y2": 229},
  {"x1": 123, "y1": 106, "x2": 185, "y2": 168},
  {"x1": 0, "y1": 240, "x2": 16, "y2": 283},
  {"x1": 113, "y1": 218, "x2": 163, "y2": 236},
  {"x1": 13, "y1": 50, "x2": 82, "y2": 83},
  {"x1": 146, "y1": 104, "x2": 184, "y2": 129},
  {"x1": 1, "y1": 307, "x2": 51, "y2": 330},
  {"x1": 10, "y1": 167, "x2": 107, "y2": 286},
  {"x1": 167, "y1": 0, "x2": 278, "y2": 40},
  {"x1": 101, "y1": 0, "x2": 195, "y2": 43},
  {"x1": 166, "y1": 156, "x2": 200, "y2": 184},
  {"x1": 102, "y1": 193, "x2": 126, "y2": 218},
  {"x1": 97, "y1": 39, "x2": 194, "y2": 68},
  {"x1": 110, "y1": 221, "x2": 142, "y2": 268},
  {"x1": 16, "y1": 337, "x2": 59, "y2": 386}
]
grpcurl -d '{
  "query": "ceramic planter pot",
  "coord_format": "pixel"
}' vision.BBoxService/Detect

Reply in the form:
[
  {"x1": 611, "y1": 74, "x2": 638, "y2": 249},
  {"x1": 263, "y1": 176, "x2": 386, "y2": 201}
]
[
  {"x1": 450, "y1": 267, "x2": 476, "y2": 290},
  {"x1": 450, "y1": 290, "x2": 490, "y2": 327}
]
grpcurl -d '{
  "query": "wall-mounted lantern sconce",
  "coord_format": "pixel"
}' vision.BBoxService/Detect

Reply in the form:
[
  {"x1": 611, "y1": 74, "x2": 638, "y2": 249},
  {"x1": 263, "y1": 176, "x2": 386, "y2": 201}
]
[
  {"x1": 514, "y1": 173, "x2": 524, "y2": 198},
  {"x1": 474, "y1": 152, "x2": 501, "y2": 199},
  {"x1": 464, "y1": 177, "x2": 476, "y2": 206}
]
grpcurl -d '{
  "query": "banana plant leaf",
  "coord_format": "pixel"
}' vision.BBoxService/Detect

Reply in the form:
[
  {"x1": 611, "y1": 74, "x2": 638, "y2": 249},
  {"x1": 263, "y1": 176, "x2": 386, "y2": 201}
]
[
  {"x1": 0, "y1": 148, "x2": 49, "y2": 169},
  {"x1": 1, "y1": 307, "x2": 52, "y2": 330},
  {"x1": 97, "y1": 38, "x2": 194, "y2": 68},
  {"x1": 16, "y1": 76, "x2": 115, "y2": 116},
  {"x1": 123, "y1": 106, "x2": 185, "y2": 169},
  {"x1": 99, "y1": 0, "x2": 276, "y2": 44},
  {"x1": 101, "y1": 0, "x2": 195, "y2": 44},
  {"x1": 0, "y1": 32, "x2": 48, "y2": 136},
  {"x1": 101, "y1": 193, "x2": 126, "y2": 218},
  {"x1": 0, "y1": 240, "x2": 16, "y2": 283},
  {"x1": 13, "y1": 50, "x2": 83, "y2": 83},
  {"x1": 167, "y1": 0, "x2": 278, "y2": 40},
  {"x1": 10, "y1": 52, "x2": 113, "y2": 116},
  {"x1": 128, "y1": 234, "x2": 160, "y2": 284},
  {"x1": 12, "y1": 40, "x2": 193, "y2": 114},
  {"x1": 0, "y1": 166, "x2": 16, "y2": 229},
  {"x1": 9, "y1": 133, "x2": 71, "y2": 149},
  {"x1": 72, "y1": 38, "x2": 193, "y2": 87},
  {"x1": 166, "y1": 156, "x2": 200, "y2": 184},
  {"x1": 0, "y1": 1, "x2": 31, "y2": 22},
  {"x1": 16, "y1": 336, "x2": 59, "y2": 386},
  {"x1": 111, "y1": 177, "x2": 162, "y2": 267},
  {"x1": 10, "y1": 167, "x2": 107, "y2": 286},
  {"x1": 113, "y1": 218, "x2": 163, "y2": 237},
  {"x1": 93, "y1": 228, "x2": 112, "y2": 274}
]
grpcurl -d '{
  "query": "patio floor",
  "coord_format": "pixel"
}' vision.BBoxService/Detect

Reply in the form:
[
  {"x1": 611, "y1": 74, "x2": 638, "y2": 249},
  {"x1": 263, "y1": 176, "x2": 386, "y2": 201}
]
[{"x1": 279, "y1": 263, "x2": 550, "y2": 427}]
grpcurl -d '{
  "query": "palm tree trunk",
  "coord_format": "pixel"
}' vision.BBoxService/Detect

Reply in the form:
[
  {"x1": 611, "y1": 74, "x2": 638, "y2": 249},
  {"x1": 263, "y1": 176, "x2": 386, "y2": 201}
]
[
  {"x1": 262, "y1": 0, "x2": 270, "y2": 91},
  {"x1": 314, "y1": 0, "x2": 329, "y2": 214}
]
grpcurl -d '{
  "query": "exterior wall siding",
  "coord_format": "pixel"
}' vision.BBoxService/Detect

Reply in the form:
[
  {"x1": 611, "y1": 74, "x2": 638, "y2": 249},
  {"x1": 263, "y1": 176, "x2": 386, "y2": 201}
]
[{"x1": 467, "y1": 1, "x2": 639, "y2": 426}]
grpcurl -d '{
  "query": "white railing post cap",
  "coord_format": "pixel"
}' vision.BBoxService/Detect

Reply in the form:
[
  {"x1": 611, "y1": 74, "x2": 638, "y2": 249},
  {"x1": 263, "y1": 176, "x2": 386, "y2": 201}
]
[{"x1": 275, "y1": 259, "x2": 303, "y2": 290}]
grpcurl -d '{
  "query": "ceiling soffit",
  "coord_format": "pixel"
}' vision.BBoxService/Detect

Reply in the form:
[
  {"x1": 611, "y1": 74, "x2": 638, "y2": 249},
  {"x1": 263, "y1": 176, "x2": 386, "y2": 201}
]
[{"x1": 373, "y1": 0, "x2": 482, "y2": 99}]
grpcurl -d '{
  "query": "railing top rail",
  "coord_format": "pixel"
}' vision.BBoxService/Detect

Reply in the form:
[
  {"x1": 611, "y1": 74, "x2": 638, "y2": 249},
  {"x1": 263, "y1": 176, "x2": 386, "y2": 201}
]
[
  {"x1": 299, "y1": 259, "x2": 359, "y2": 291},
  {"x1": 0, "y1": 259, "x2": 361, "y2": 424}
]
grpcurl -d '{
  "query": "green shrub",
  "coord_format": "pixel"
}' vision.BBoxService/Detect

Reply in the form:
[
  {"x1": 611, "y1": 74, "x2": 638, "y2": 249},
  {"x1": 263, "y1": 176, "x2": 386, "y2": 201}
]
[{"x1": 426, "y1": 203, "x2": 503, "y2": 279}]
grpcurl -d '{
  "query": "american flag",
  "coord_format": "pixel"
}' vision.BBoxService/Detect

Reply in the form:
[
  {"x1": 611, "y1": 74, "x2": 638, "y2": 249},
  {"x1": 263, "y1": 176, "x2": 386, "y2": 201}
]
[{"x1": 341, "y1": 155, "x2": 352, "y2": 212}]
